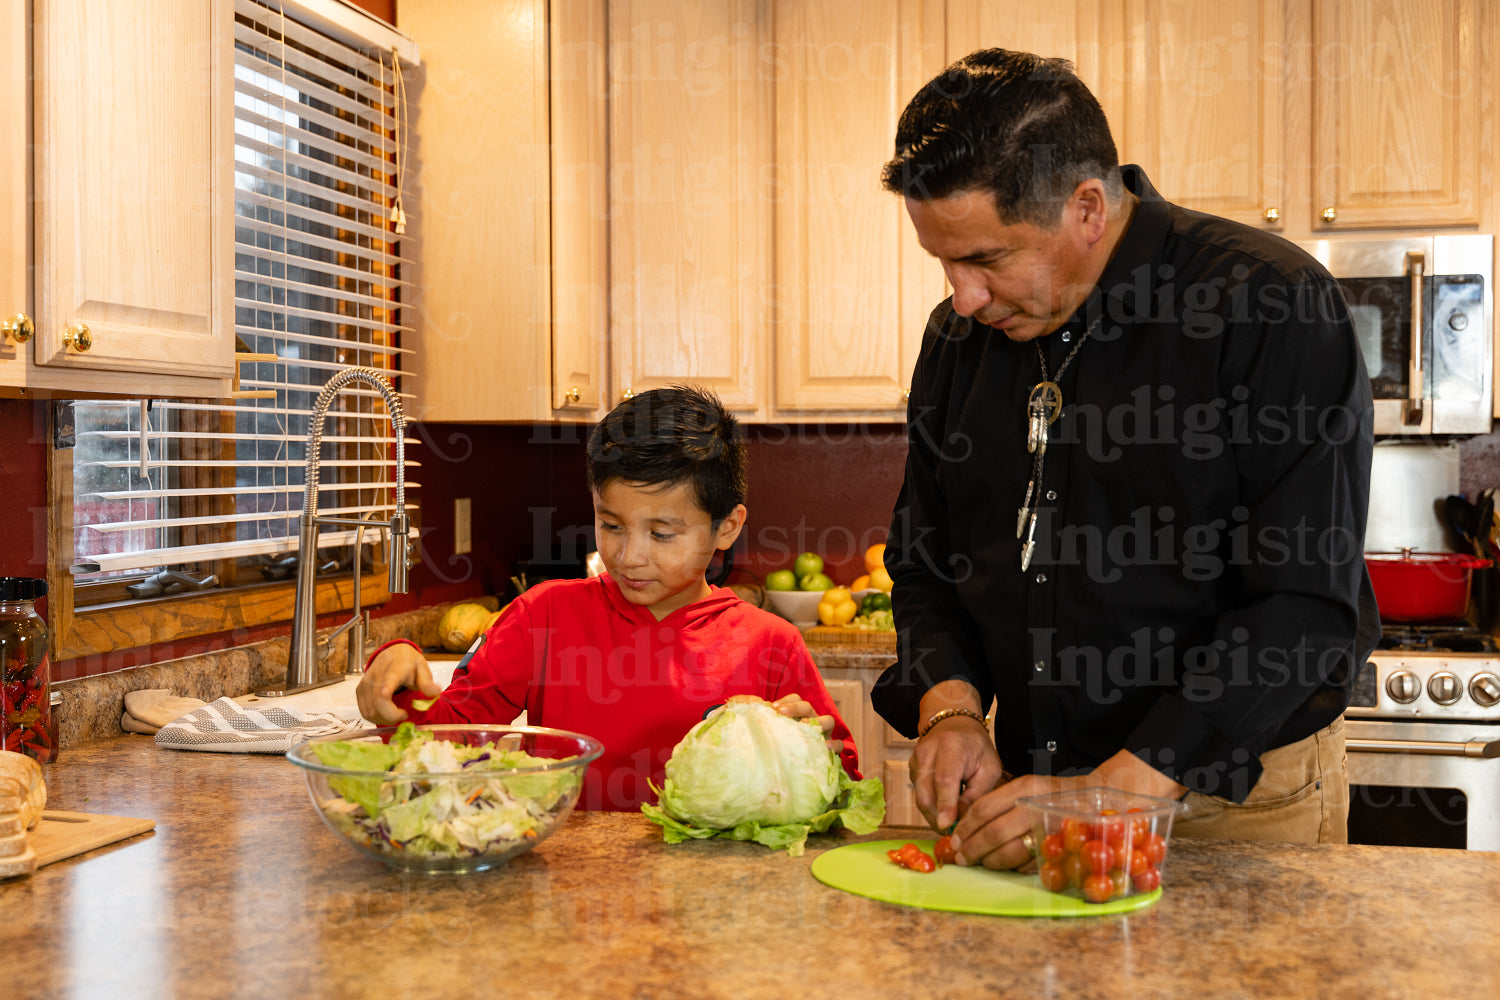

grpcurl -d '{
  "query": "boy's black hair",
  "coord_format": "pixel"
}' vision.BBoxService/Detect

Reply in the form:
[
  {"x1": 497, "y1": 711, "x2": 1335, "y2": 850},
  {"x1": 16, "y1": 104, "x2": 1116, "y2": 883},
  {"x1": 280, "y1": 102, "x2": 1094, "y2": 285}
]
[
  {"x1": 881, "y1": 48, "x2": 1122, "y2": 228},
  {"x1": 585, "y1": 384, "x2": 747, "y2": 524}
]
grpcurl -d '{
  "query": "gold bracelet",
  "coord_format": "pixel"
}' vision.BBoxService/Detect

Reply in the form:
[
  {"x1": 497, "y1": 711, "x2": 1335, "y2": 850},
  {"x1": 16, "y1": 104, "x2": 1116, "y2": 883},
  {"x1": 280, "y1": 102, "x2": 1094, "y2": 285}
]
[{"x1": 917, "y1": 707, "x2": 987, "y2": 738}]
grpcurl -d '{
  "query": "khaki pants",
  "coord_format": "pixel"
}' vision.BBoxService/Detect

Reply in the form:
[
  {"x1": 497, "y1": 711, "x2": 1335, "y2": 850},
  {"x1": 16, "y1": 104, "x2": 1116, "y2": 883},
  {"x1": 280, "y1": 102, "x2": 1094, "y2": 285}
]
[{"x1": 1173, "y1": 717, "x2": 1348, "y2": 844}]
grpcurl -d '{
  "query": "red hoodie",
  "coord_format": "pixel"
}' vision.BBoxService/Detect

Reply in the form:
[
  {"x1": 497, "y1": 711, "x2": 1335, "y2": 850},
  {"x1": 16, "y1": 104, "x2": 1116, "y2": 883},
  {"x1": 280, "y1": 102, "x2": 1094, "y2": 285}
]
[{"x1": 387, "y1": 575, "x2": 861, "y2": 811}]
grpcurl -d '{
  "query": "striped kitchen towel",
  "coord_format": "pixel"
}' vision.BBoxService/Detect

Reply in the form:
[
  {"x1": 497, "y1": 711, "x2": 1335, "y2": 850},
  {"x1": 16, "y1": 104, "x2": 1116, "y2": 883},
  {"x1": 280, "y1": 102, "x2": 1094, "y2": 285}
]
[{"x1": 153, "y1": 697, "x2": 369, "y2": 753}]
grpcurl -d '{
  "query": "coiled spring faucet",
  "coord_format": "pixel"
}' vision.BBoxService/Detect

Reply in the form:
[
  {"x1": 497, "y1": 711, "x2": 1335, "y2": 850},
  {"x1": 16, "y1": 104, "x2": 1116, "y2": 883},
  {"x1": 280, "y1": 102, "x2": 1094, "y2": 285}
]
[{"x1": 260, "y1": 367, "x2": 411, "y2": 697}]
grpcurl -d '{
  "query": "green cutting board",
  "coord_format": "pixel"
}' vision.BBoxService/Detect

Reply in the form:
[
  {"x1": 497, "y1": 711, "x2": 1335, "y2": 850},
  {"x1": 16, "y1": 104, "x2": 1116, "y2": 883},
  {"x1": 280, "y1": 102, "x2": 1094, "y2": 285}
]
[{"x1": 810, "y1": 839, "x2": 1162, "y2": 918}]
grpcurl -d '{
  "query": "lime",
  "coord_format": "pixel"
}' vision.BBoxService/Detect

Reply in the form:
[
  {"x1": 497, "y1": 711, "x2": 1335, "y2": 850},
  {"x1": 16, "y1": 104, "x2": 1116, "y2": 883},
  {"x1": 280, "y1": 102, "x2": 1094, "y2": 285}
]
[
  {"x1": 765, "y1": 569, "x2": 797, "y2": 591},
  {"x1": 798, "y1": 571, "x2": 834, "y2": 592},
  {"x1": 793, "y1": 551, "x2": 824, "y2": 580}
]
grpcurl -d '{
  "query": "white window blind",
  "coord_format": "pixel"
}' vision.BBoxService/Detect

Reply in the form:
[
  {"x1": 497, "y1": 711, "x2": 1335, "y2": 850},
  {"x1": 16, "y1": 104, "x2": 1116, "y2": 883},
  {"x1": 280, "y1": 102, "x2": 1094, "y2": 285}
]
[{"x1": 71, "y1": 0, "x2": 419, "y2": 582}]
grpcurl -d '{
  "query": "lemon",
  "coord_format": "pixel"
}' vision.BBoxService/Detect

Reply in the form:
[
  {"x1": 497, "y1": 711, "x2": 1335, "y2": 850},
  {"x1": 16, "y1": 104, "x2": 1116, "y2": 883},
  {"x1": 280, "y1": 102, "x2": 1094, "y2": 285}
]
[{"x1": 868, "y1": 566, "x2": 893, "y2": 592}]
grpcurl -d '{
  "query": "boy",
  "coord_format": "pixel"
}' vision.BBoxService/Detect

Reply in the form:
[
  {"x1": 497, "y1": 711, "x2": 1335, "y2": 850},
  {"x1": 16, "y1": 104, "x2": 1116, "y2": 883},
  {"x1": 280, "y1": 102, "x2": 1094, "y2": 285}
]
[{"x1": 356, "y1": 384, "x2": 861, "y2": 811}]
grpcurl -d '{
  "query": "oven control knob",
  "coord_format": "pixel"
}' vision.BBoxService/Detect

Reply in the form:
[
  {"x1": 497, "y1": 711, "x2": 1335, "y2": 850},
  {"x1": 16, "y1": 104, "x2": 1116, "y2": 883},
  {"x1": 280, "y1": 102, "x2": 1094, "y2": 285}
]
[
  {"x1": 1448, "y1": 311, "x2": 1470, "y2": 332},
  {"x1": 1386, "y1": 670, "x2": 1421, "y2": 704},
  {"x1": 1470, "y1": 672, "x2": 1500, "y2": 708},
  {"x1": 1428, "y1": 671, "x2": 1463, "y2": 706}
]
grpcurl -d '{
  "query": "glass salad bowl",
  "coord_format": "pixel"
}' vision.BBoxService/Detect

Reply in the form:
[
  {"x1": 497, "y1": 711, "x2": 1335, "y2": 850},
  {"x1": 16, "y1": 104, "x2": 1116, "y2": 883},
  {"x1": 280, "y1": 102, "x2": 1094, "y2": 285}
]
[{"x1": 287, "y1": 723, "x2": 604, "y2": 873}]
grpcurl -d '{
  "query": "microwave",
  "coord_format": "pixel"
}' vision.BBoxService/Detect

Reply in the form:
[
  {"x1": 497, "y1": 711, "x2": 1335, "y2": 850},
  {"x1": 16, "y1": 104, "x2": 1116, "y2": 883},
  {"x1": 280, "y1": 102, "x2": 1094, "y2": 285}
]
[{"x1": 1298, "y1": 235, "x2": 1493, "y2": 435}]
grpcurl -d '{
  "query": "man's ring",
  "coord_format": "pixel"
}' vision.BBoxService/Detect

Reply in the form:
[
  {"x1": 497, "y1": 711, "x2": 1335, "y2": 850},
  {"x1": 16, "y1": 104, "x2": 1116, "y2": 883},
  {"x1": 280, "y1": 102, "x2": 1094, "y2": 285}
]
[{"x1": 1020, "y1": 831, "x2": 1036, "y2": 856}]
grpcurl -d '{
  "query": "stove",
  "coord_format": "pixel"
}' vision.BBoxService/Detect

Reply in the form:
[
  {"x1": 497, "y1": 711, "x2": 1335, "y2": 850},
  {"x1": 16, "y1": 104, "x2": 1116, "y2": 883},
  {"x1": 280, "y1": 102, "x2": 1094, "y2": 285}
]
[
  {"x1": 1348, "y1": 626, "x2": 1500, "y2": 721},
  {"x1": 1345, "y1": 624, "x2": 1500, "y2": 850}
]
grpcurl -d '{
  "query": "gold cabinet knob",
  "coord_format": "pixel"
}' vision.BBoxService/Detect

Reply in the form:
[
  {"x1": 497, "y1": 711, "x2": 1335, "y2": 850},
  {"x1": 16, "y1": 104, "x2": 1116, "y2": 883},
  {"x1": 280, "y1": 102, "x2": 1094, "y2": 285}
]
[
  {"x1": 621, "y1": 388, "x2": 635, "y2": 401},
  {"x1": 63, "y1": 322, "x2": 92, "y2": 352},
  {"x1": 902, "y1": 388, "x2": 911, "y2": 402},
  {"x1": 565, "y1": 386, "x2": 580, "y2": 404},
  {"x1": 1, "y1": 313, "x2": 33, "y2": 343},
  {"x1": 1263, "y1": 207, "x2": 1280, "y2": 223},
  {"x1": 1321, "y1": 206, "x2": 1337, "y2": 223}
]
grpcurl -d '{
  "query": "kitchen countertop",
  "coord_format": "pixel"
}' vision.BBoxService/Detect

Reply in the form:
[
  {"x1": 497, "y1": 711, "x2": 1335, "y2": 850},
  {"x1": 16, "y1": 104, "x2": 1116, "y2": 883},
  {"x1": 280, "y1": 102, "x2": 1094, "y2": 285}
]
[{"x1": 6, "y1": 737, "x2": 1499, "y2": 1000}]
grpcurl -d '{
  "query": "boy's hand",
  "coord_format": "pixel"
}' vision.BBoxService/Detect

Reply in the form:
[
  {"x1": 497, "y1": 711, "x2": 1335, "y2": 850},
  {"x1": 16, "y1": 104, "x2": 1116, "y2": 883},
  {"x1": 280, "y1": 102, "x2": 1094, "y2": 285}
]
[
  {"x1": 356, "y1": 643, "x2": 442, "y2": 725},
  {"x1": 772, "y1": 694, "x2": 839, "y2": 751}
]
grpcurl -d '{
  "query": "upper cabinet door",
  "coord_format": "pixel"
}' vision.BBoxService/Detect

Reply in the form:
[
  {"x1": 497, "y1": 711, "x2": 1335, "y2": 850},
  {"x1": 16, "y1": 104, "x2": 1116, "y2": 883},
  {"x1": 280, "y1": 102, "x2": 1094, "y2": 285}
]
[
  {"x1": 1114, "y1": 0, "x2": 1290, "y2": 230},
  {"x1": 1313, "y1": 0, "x2": 1482, "y2": 229},
  {"x1": 607, "y1": 0, "x2": 769, "y2": 416},
  {"x1": 0, "y1": 0, "x2": 28, "y2": 381},
  {"x1": 772, "y1": 0, "x2": 945, "y2": 414},
  {"x1": 32, "y1": 0, "x2": 233, "y2": 378}
]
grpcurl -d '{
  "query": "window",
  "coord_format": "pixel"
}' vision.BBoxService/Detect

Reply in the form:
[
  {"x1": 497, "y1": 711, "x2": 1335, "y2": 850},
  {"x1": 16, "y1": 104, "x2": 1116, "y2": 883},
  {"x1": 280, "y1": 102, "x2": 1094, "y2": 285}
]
[{"x1": 61, "y1": 0, "x2": 418, "y2": 656}]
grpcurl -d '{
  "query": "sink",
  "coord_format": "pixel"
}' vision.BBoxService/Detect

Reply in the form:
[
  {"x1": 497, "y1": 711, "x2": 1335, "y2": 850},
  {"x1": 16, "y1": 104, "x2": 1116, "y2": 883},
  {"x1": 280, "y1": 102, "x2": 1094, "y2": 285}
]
[{"x1": 235, "y1": 658, "x2": 526, "y2": 725}]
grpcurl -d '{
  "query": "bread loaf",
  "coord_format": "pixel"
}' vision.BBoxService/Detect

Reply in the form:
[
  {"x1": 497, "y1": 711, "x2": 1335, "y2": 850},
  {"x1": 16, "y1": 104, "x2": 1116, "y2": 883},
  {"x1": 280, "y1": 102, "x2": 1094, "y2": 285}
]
[
  {"x1": 0, "y1": 750, "x2": 46, "y2": 829},
  {"x1": 0, "y1": 843, "x2": 37, "y2": 878}
]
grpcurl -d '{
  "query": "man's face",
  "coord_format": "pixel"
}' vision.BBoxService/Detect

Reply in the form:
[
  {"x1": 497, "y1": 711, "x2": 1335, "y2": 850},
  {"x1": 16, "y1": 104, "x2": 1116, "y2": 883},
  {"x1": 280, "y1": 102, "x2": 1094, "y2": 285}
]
[{"x1": 906, "y1": 188, "x2": 1095, "y2": 343}]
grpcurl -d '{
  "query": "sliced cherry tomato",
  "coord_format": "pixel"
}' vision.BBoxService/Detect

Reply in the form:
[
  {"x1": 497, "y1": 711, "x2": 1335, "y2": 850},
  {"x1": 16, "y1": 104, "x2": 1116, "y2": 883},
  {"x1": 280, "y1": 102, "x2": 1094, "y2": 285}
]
[
  {"x1": 1082, "y1": 873, "x2": 1115, "y2": 904},
  {"x1": 933, "y1": 835, "x2": 956, "y2": 867},
  {"x1": 1040, "y1": 831, "x2": 1067, "y2": 863},
  {"x1": 908, "y1": 849, "x2": 936, "y2": 873},
  {"x1": 1132, "y1": 865, "x2": 1162, "y2": 892},
  {"x1": 1080, "y1": 838, "x2": 1113, "y2": 874},
  {"x1": 1038, "y1": 861, "x2": 1069, "y2": 893}
]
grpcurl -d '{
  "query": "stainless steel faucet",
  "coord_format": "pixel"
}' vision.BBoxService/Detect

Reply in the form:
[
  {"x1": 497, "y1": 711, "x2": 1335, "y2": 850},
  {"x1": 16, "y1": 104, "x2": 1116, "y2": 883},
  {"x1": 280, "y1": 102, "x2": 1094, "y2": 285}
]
[{"x1": 258, "y1": 367, "x2": 411, "y2": 697}]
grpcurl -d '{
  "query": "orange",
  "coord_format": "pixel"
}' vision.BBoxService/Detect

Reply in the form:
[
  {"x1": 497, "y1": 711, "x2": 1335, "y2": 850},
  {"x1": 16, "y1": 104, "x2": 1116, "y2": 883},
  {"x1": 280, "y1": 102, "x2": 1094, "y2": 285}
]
[
  {"x1": 851, "y1": 574, "x2": 871, "y2": 591},
  {"x1": 863, "y1": 543, "x2": 887, "y2": 573}
]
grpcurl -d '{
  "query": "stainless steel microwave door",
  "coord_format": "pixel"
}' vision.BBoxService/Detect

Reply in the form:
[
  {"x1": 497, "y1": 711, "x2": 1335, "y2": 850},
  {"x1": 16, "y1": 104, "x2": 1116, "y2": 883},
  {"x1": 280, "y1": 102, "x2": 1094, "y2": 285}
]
[{"x1": 1431, "y1": 276, "x2": 1485, "y2": 402}]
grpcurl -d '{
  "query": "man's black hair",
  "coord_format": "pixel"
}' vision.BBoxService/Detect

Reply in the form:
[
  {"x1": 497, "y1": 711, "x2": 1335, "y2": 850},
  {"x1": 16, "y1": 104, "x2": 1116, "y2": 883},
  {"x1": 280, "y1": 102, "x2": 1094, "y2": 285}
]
[
  {"x1": 881, "y1": 48, "x2": 1123, "y2": 227},
  {"x1": 585, "y1": 383, "x2": 747, "y2": 524}
]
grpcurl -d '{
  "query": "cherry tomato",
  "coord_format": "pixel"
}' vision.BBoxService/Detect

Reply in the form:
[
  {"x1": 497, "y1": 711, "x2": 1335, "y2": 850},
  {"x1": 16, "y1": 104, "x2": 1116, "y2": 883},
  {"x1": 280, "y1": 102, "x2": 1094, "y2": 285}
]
[
  {"x1": 1038, "y1": 861, "x2": 1069, "y2": 892},
  {"x1": 1109, "y1": 870, "x2": 1130, "y2": 898},
  {"x1": 1125, "y1": 848, "x2": 1150, "y2": 876},
  {"x1": 1082, "y1": 873, "x2": 1115, "y2": 904},
  {"x1": 1097, "y1": 813, "x2": 1127, "y2": 847},
  {"x1": 1141, "y1": 832, "x2": 1167, "y2": 866},
  {"x1": 908, "y1": 849, "x2": 936, "y2": 873},
  {"x1": 1132, "y1": 865, "x2": 1162, "y2": 892},
  {"x1": 1080, "y1": 838, "x2": 1112, "y2": 874},
  {"x1": 1062, "y1": 853, "x2": 1088, "y2": 889},
  {"x1": 1062, "y1": 818, "x2": 1092, "y2": 854},
  {"x1": 933, "y1": 835, "x2": 956, "y2": 867},
  {"x1": 1040, "y1": 831, "x2": 1067, "y2": 863}
]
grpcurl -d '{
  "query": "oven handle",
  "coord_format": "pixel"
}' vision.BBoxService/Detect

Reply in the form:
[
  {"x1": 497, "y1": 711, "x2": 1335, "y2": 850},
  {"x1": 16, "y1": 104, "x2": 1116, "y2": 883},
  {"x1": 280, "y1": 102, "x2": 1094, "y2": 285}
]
[
  {"x1": 1402, "y1": 250, "x2": 1425, "y2": 426},
  {"x1": 1346, "y1": 736, "x2": 1500, "y2": 758}
]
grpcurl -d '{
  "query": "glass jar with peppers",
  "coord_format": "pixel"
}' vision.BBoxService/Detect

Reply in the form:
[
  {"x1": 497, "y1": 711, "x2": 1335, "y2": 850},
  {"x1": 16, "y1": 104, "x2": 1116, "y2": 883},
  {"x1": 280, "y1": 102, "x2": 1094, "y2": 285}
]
[{"x1": 0, "y1": 577, "x2": 52, "y2": 763}]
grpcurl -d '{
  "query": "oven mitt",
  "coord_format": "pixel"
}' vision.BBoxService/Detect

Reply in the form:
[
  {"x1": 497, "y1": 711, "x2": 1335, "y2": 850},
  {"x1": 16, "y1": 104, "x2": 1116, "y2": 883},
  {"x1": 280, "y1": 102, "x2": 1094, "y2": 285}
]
[{"x1": 122, "y1": 689, "x2": 209, "y2": 735}]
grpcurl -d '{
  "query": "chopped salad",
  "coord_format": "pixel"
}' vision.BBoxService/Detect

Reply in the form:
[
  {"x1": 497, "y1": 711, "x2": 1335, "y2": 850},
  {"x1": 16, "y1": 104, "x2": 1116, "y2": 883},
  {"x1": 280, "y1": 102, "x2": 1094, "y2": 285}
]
[{"x1": 308, "y1": 723, "x2": 583, "y2": 861}]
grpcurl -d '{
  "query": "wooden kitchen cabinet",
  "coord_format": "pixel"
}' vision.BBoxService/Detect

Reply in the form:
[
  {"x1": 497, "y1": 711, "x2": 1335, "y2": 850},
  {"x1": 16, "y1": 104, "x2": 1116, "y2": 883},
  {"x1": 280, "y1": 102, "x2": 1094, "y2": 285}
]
[
  {"x1": 820, "y1": 663, "x2": 923, "y2": 827},
  {"x1": 606, "y1": 0, "x2": 769, "y2": 416},
  {"x1": 2, "y1": 0, "x2": 236, "y2": 399},
  {"x1": 770, "y1": 0, "x2": 945, "y2": 417}
]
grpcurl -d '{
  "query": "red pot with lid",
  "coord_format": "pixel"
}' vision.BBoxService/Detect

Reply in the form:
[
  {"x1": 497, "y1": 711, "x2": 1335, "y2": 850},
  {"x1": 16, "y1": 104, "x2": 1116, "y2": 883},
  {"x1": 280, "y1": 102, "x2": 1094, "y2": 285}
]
[{"x1": 1365, "y1": 550, "x2": 1492, "y2": 623}]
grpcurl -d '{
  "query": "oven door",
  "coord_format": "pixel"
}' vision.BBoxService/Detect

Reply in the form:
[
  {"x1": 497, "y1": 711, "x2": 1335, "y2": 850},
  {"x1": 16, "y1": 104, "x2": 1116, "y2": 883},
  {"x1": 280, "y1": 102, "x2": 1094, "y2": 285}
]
[{"x1": 1345, "y1": 717, "x2": 1500, "y2": 850}]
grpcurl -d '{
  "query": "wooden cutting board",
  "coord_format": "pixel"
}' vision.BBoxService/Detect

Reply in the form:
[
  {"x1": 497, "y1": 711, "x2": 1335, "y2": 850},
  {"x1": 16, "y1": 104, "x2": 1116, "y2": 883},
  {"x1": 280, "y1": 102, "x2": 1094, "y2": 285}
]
[{"x1": 29, "y1": 810, "x2": 156, "y2": 867}]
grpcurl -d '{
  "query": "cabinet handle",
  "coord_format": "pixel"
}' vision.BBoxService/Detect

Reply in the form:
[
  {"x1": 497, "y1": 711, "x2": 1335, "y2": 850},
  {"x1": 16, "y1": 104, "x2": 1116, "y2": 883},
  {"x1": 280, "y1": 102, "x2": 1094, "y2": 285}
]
[
  {"x1": 565, "y1": 386, "x2": 580, "y2": 404},
  {"x1": 63, "y1": 323, "x2": 92, "y2": 353},
  {"x1": 621, "y1": 388, "x2": 635, "y2": 401},
  {"x1": 1321, "y1": 206, "x2": 1337, "y2": 223},
  {"x1": 1, "y1": 313, "x2": 33, "y2": 343},
  {"x1": 1263, "y1": 207, "x2": 1280, "y2": 223},
  {"x1": 902, "y1": 388, "x2": 911, "y2": 403}
]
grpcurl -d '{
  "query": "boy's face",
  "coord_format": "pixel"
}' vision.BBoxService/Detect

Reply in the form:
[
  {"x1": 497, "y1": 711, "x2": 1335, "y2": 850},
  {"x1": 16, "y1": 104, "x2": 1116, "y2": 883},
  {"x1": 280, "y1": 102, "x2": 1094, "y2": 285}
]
[{"x1": 592, "y1": 479, "x2": 746, "y2": 621}]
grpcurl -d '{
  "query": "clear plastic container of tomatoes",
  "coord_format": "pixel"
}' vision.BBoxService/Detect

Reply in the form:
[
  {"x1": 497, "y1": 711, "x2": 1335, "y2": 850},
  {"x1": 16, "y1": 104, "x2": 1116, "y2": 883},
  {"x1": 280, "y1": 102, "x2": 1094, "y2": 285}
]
[{"x1": 1018, "y1": 787, "x2": 1185, "y2": 905}]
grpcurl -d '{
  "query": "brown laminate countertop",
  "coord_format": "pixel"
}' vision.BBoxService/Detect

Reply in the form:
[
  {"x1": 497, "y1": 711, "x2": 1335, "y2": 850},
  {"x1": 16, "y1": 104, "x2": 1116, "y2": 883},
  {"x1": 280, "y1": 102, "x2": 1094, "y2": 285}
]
[{"x1": 6, "y1": 736, "x2": 1500, "y2": 1000}]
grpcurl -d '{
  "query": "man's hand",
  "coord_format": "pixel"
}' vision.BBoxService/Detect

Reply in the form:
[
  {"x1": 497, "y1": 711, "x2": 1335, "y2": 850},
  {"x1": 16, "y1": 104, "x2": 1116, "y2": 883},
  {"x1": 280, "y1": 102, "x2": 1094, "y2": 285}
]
[
  {"x1": 356, "y1": 642, "x2": 442, "y2": 725},
  {"x1": 908, "y1": 715, "x2": 1006, "y2": 834},
  {"x1": 948, "y1": 772, "x2": 1085, "y2": 870}
]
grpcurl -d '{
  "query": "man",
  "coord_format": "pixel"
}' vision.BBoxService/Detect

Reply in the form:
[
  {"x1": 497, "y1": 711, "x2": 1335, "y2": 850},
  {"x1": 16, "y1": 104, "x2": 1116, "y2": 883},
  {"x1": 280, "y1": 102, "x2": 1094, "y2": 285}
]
[{"x1": 872, "y1": 49, "x2": 1379, "y2": 868}]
